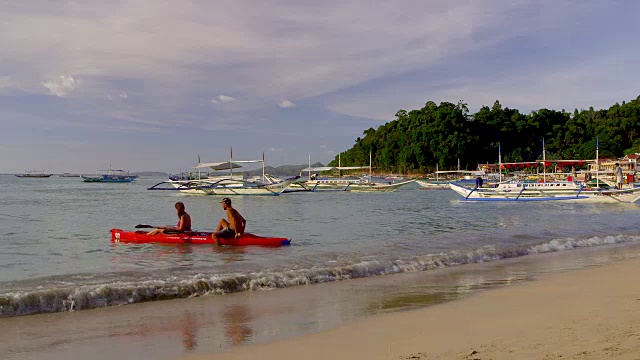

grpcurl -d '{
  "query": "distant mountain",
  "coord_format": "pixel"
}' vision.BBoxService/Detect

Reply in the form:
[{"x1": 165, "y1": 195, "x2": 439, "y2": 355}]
[
  {"x1": 243, "y1": 162, "x2": 325, "y2": 177},
  {"x1": 131, "y1": 171, "x2": 170, "y2": 177}
]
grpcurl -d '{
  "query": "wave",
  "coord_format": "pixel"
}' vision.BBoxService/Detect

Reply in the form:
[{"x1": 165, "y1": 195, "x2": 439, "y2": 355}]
[{"x1": 2, "y1": 233, "x2": 639, "y2": 317}]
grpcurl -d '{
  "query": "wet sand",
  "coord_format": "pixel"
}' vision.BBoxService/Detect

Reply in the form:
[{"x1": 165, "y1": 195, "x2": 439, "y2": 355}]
[
  {"x1": 184, "y1": 254, "x2": 640, "y2": 360},
  {"x1": 3, "y1": 243, "x2": 640, "y2": 360}
]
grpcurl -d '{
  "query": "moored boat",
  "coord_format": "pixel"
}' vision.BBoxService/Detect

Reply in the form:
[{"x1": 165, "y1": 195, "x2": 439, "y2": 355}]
[
  {"x1": 15, "y1": 170, "x2": 52, "y2": 178},
  {"x1": 82, "y1": 166, "x2": 137, "y2": 183},
  {"x1": 449, "y1": 181, "x2": 640, "y2": 203},
  {"x1": 148, "y1": 150, "x2": 298, "y2": 196}
]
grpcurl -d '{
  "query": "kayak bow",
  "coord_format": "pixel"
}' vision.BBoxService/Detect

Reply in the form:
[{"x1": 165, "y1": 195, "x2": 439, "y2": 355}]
[{"x1": 110, "y1": 228, "x2": 291, "y2": 246}]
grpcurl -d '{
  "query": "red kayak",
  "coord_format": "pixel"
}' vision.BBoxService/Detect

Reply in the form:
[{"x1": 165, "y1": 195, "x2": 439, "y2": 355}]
[{"x1": 110, "y1": 229, "x2": 291, "y2": 246}]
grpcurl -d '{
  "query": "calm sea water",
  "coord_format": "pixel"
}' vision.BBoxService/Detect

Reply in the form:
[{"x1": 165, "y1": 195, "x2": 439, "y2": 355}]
[{"x1": 1, "y1": 175, "x2": 639, "y2": 317}]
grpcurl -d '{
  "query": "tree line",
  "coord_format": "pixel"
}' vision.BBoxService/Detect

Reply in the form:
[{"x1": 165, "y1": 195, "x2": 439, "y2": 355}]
[{"x1": 329, "y1": 96, "x2": 640, "y2": 173}]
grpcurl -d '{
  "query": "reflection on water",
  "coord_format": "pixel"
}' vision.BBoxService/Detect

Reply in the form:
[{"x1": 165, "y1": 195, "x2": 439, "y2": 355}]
[
  {"x1": 181, "y1": 312, "x2": 197, "y2": 351},
  {"x1": 222, "y1": 304, "x2": 253, "y2": 346}
]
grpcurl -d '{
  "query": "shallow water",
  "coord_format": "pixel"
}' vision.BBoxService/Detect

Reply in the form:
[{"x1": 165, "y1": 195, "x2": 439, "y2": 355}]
[{"x1": 0, "y1": 175, "x2": 639, "y2": 317}]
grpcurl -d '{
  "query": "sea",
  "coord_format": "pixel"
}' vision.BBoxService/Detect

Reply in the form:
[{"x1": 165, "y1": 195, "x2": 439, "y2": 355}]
[{"x1": 1, "y1": 174, "x2": 640, "y2": 358}]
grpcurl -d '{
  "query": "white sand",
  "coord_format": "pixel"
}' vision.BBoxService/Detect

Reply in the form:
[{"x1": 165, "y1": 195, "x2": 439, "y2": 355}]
[{"x1": 184, "y1": 257, "x2": 640, "y2": 360}]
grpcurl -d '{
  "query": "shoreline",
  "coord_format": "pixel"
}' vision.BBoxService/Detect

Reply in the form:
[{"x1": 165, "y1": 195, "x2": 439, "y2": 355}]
[
  {"x1": 184, "y1": 252, "x2": 640, "y2": 360},
  {"x1": 3, "y1": 242, "x2": 640, "y2": 360}
]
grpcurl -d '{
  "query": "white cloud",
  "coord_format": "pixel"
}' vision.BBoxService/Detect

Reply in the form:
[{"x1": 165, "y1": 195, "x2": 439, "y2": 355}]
[
  {"x1": 269, "y1": 147, "x2": 283, "y2": 152},
  {"x1": 211, "y1": 94, "x2": 236, "y2": 104},
  {"x1": 320, "y1": 145, "x2": 327, "y2": 149},
  {"x1": 119, "y1": 92, "x2": 128, "y2": 99},
  {"x1": 278, "y1": 99, "x2": 295, "y2": 108},
  {"x1": 41, "y1": 75, "x2": 80, "y2": 97}
]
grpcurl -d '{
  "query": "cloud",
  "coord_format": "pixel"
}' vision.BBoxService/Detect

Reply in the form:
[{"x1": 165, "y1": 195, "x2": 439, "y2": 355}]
[
  {"x1": 119, "y1": 92, "x2": 128, "y2": 99},
  {"x1": 269, "y1": 147, "x2": 283, "y2": 152},
  {"x1": 278, "y1": 99, "x2": 295, "y2": 108},
  {"x1": 211, "y1": 94, "x2": 236, "y2": 104},
  {"x1": 41, "y1": 75, "x2": 80, "y2": 97}
]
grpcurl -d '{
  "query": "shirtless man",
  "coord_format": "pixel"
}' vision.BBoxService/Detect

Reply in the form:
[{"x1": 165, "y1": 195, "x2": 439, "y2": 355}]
[
  {"x1": 148, "y1": 201, "x2": 191, "y2": 235},
  {"x1": 212, "y1": 197, "x2": 246, "y2": 245}
]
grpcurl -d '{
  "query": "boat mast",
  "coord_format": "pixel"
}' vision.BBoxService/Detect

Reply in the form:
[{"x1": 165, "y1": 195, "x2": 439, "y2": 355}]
[
  {"x1": 369, "y1": 151, "x2": 372, "y2": 179},
  {"x1": 436, "y1": 163, "x2": 438, "y2": 182},
  {"x1": 542, "y1": 138, "x2": 546, "y2": 182},
  {"x1": 596, "y1": 137, "x2": 599, "y2": 188},
  {"x1": 338, "y1": 152, "x2": 341, "y2": 178},
  {"x1": 308, "y1": 154, "x2": 311, "y2": 181},
  {"x1": 498, "y1": 142, "x2": 502, "y2": 183},
  {"x1": 262, "y1": 151, "x2": 265, "y2": 182},
  {"x1": 230, "y1": 146, "x2": 233, "y2": 179}
]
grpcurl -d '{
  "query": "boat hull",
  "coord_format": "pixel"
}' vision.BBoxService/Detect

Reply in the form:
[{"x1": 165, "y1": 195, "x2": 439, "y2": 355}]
[
  {"x1": 110, "y1": 229, "x2": 291, "y2": 246},
  {"x1": 449, "y1": 183, "x2": 640, "y2": 203},
  {"x1": 148, "y1": 176, "x2": 299, "y2": 196}
]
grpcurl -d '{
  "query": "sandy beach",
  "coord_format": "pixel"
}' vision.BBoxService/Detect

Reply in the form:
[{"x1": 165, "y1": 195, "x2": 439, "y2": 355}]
[{"x1": 184, "y1": 256, "x2": 640, "y2": 360}]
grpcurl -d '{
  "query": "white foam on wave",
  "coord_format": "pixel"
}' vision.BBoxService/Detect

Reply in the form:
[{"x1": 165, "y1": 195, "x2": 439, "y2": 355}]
[{"x1": 2, "y1": 233, "x2": 639, "y2": 317}]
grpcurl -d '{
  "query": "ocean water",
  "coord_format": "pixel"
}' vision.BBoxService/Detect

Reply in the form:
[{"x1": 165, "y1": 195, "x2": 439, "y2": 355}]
[{"x1": 1, "y1": 175, "x2": 639, "y2": 317}]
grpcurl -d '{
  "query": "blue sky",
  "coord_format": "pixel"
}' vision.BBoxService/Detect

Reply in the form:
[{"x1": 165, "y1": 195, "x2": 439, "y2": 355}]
[{"x1": 1, "y1": 0, "x2": 639, "y2": 173}]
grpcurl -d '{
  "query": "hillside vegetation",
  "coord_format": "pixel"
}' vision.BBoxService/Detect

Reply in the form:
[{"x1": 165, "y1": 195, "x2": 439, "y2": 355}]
[{"x1": 330, "y1": 97, "x2": 640, "y2": 173}]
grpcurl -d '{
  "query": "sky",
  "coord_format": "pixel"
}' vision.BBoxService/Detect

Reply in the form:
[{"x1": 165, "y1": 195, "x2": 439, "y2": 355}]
[{"x1": 1, "y1": 0, "x2": 639, "y2": 173}]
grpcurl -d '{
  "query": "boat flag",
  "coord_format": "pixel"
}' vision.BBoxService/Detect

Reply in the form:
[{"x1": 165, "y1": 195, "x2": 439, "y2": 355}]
[{"x1": 596, "y1": 137, "x2": 599, "y2": 150}]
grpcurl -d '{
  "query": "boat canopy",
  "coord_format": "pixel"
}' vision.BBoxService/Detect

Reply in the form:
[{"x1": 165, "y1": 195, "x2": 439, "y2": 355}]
[
  {"x1": 194, "y1": 162, "x2": 243, "y2": 170},
  {"x1": 194, "y1": 159, "x2": 264, "y2": 170},
  {"x1": 300, "y1": 166, "x2": 371, "y2": 172}
]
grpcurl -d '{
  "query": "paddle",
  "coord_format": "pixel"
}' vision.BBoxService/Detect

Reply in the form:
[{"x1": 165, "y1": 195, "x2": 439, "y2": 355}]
[{"x1": 135, "y1": 224, "x2": 183, "y2": 234}]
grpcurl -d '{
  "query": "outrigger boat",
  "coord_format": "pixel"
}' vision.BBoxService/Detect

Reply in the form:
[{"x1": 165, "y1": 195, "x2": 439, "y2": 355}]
[
  {"x1": 82, "y1": 166, "x2": 137, "y2": 183},
  {"x1": 449, "y1": 140, "x2": 640, "y2": 203},
  {"x1": 148, "y1": 150, "x2": 299, "y2": 196},
  {"x1": 449, "y1": 181, "x2": 640, "y2": 203},
  {"x1": 15, "y1": 170, "x2": 52, "y2": 178},
  {"x1": 291, "y1": 153, "x2": 415, "y2": 192}
]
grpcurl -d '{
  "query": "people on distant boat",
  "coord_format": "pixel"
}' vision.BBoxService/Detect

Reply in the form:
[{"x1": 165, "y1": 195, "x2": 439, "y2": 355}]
[
  {"x1": 475, "y1": 176, "x2": 483, "y2": 188},
  {"x1": 148, "y1": 202, "x2": 192, "y2": 235},
  {"x1": 212, "y1": 197, "x2": 246, "y2": 245},
  {"x1": 615, "y1": 163, "x2": 624, "y2": 189}
]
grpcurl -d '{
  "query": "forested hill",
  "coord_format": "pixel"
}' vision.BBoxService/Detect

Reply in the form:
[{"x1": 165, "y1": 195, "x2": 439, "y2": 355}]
[{"x1": 329, "y1": 97, "x2": 640, "y2": 173}]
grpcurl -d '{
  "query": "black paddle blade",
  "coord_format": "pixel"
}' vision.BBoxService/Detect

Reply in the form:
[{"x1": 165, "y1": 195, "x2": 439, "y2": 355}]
[{"x1": 135, "y1": 224, "x2": 155, "y2": 229}]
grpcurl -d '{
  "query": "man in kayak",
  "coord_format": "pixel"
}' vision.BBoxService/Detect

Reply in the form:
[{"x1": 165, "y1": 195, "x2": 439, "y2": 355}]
[
  {"x1": 212, "y1": 197, "x2": 246, "y2": 245},
  {"x1": 148, "y1": 201, "x2": 192, "y2": 235}
]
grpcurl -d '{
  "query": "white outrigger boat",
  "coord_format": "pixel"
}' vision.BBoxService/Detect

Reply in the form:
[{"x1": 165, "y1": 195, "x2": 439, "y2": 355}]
[
  {"x1": 148, "y1": 151, "x2": 299, "y2": 196},
  {"x1": 449, "y1": 141, "x2": 640, "y2": 203},
  {"x1": 449, "y1": 181, "x2": 640, "y2": 203},
  {"x1": 291, "y1": 153, "x2": 415, "y2": 192}
]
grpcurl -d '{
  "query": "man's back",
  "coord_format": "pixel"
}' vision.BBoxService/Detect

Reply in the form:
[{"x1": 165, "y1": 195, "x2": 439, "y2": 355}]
[{"x1": 226, "y1": 208, "x2": 246, "y2": 234}]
